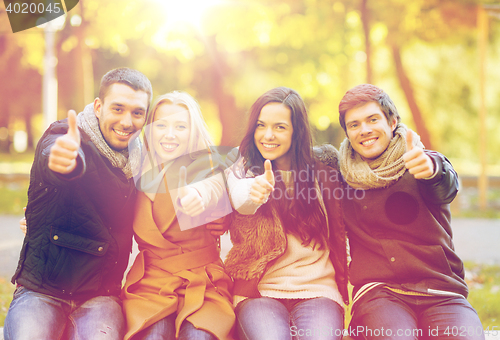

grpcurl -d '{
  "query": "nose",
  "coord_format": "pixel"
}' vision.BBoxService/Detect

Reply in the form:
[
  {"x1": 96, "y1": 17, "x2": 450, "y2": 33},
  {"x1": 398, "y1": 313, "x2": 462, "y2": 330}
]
[
  {"x1": 164, "y1": 126, "x2": 175, "y2": 139},
  {"x1": 360, "y1": 122, "x2": 372, "y2": 135},
  {"x1": 264, "y1": 127, "x2": 274, "y2": 140},
  {"x1": 120, "y1": 112, "x2": 133, "y2": 129}
]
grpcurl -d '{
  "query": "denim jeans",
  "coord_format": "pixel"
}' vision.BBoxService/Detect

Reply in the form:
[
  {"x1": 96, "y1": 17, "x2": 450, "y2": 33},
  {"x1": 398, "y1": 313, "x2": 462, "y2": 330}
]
[
  {"x1": 235, "y1": 297, "x2": 344, "y2": 340},
  {"x1": 349, "y1": 286, "x2": 485, "y2": 340},
  {"x1": 4, "y1": 286, "x2": 125, "y2": 340},
  {"x1": 133, "y1": 313, "x2": 217, "y2": 340}
]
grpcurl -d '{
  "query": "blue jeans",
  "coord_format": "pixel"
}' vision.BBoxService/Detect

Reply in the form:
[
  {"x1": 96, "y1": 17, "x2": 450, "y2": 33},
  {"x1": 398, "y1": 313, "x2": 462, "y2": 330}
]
[
  {"x1": 235, "y1": 297, "x2": 344, "y2": 340},
  {"x1": 4, "y1": 286, "x2": 125, "y2": 340},
  {"x1": 134, "y1": 313, "x2": 217, "y2": 340},
  {"x1": 349, "y1": 286, "x2": 485, "y2": 340}
]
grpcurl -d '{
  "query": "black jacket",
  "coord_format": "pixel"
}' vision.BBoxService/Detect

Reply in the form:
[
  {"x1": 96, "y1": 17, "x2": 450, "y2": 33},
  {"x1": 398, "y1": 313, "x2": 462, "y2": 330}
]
[
  {"x1": 342, "y1": 151, "x2": 468, "y2": 298},
  {"x1": 12, "y1": 119, "x2": 136, "y2": 300}
]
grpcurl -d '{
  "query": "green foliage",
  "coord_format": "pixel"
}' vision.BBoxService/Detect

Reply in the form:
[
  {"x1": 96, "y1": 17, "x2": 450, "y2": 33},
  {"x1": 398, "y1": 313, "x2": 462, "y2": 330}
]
[
  {"x1": 4, "y1": 0, "x2": 500, "y2": 166},
  {"x1": 0, "y1": 187, "x2": 28, "y2": 215},
  {"x1": 465, "y1": 262, "x2": 500, "y2": 327},
  {"x1": 0, "y1": 277, "x2": 15, "y2": 327}
]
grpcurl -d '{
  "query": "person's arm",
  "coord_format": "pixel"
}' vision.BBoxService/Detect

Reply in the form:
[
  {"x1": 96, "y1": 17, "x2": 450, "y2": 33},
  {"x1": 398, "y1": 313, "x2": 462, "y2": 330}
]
[
  {"x1": 403, "y1": 129, "x2": 458, "y2": 205},
  {"x1": 177, "y1": 170, "x2": 226, "y2": 216},
  {"x1": 226, "y1": 159, "x2": 274, "y2": 215},
  {"x1": 416, "y1": 151, "x2": 459, "y2": 205},
  {"x1": 226, "y1": 171, "x2": 262, "y2": 215},
  {"x1": 39, "y1": 110, "x2": 86, "y2": 184}
]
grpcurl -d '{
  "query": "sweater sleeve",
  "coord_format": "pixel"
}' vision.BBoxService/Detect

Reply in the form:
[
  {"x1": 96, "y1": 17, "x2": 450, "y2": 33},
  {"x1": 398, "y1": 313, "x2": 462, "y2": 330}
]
[
  {"x1": 226, "y1": 168, "x2": 263, "y2": 215},
  {"x1": 187, "y1": 173, "x2": 226, "y2": 210},
  {"x1": 417, "y1": 151, "x2": 458, "y2": 205}
]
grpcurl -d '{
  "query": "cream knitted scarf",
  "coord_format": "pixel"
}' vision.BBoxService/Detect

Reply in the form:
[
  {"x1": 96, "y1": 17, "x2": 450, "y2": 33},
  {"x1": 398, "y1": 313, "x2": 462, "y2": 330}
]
[
  {"x1": 338, "y1": 124, "x2": 423, "y2": 190},
  {"x1": 77, "y1": 103, "x2": 141, "y2": 179}
]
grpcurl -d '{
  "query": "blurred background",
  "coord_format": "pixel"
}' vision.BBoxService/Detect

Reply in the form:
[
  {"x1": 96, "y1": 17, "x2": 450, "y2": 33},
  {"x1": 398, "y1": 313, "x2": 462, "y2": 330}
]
[
  {"x1": 0, "y1": 0, "x2": 499, "y2": 215},
  {"x1": 0, "y1": 0, "x2": 500, "y2": 329}
]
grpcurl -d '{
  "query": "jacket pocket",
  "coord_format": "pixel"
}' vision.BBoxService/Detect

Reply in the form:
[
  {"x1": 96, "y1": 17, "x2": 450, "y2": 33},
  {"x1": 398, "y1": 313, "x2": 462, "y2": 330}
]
[{"x1": 46, "y1": 227, "x2": 109, "y2": 295}]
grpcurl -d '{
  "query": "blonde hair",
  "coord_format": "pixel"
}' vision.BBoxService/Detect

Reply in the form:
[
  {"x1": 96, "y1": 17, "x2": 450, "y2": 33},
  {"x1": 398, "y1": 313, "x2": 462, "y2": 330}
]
[{"x1": 142, "y1": 91, "x2": 213, "y2": 169}]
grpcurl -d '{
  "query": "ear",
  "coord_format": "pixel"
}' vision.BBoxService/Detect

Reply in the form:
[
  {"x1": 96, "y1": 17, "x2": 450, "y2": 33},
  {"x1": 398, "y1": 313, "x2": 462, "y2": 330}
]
[
  {"x1": 390, "y1": 118, "x2": 397, "y2": 132},
  {"x1": 93, "y1": 98, "x2": 102, "y2": 119}
]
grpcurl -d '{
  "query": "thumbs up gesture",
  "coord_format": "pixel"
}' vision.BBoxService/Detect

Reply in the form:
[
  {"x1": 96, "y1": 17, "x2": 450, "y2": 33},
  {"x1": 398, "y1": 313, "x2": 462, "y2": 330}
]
[
  {"x1": 177, "y1": 166, "x2": 205, "y2": 217},
  {"x1": 48, "y1": 110, "x2": 81, "y2": 174},
  {"x1": 250, "y1": 159, "x2": 275, "y2": 205},
  {"x1": 402, "y1": 129, "x2": 434, "y2": 179}
]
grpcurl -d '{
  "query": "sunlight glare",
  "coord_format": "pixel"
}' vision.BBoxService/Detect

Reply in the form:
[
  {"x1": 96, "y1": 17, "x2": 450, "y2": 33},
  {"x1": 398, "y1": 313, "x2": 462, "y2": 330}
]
[{"x1": 156, "y1": 0, "x2": 222, "y2": 29}]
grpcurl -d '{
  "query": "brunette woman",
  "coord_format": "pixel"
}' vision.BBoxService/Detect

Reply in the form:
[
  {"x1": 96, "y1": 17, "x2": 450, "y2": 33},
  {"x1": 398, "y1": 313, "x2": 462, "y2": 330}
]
[{"x1": 224, "y1": 87, "x2": 348, "y2": 340}]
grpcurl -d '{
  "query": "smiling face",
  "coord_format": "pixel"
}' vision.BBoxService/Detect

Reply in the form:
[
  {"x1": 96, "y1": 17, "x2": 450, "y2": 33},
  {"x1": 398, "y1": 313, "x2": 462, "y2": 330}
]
[
  {"x1": 254, "y1": 102, "x2": 294, "y2": 170},
  {"x1": 151, "y1": 103, "x2": 191, "y2": 163},
  {"x1": 94, "y1": 83, "x2": 148, "y2": 151},
  {"x1": 345, "y1": 101, "x2": 397, "y2": 161}
]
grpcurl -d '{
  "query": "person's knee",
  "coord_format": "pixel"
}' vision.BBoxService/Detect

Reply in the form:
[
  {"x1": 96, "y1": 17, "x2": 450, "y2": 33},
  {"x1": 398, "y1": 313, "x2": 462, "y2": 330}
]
[
  {"x1": 4, "y1": 287, "x2": 67, "y2": 340},
  {"x1": 236, "y1": 297, "x2": 283, "y2": 316},
  {"x1": 179, "y1": 321, "x2": 216, "y2": 340}
]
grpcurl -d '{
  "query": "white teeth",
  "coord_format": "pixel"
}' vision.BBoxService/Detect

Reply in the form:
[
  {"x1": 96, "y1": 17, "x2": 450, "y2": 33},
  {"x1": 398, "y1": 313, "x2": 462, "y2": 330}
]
[
  {"x1": 263, "y1": 143, "x2": 278, "y2": 149},
  {"x1": 362, "y1": 139, "x2": 376, "y2": 146},
  {"x1": 162, "y1": 144, "x2": 177, "y2": 150},
  {"x1": 114, "y1": 130, "x2": 131, "y2": 136}
]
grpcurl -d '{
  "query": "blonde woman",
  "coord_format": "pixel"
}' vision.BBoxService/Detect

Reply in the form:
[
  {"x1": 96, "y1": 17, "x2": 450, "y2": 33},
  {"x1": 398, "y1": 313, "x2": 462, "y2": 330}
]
[{"x1": 122, "y1": 91, "x2": 234, "y2": 340}]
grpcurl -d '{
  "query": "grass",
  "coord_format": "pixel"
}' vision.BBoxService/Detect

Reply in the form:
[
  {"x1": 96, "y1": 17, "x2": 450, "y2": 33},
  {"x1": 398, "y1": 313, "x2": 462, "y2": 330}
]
[
  {"x1": 0, "y1": 277, "x2": 15, "y2": 326},
  {"x1": 0, "y1": 187, "x2": 28, "y2": 215},
  {"x1": 465, "y1": 262, "x2": 500, "y2": 327}
]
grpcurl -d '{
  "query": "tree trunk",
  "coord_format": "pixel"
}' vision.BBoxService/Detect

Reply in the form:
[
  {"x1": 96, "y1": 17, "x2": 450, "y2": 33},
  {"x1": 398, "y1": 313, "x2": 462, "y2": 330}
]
[
  {"x1": 391, "y1": 44, "x2": 433, "y2": 149},
  {"x1": 361, "y1": 0, "x2": 372, "y2": 84},
  {"x1": 206, "y1": 36, "x2": 242, "y2": 147},
  {"x1": 24, "y1": 109, "x2": 34, "y2": 151}
]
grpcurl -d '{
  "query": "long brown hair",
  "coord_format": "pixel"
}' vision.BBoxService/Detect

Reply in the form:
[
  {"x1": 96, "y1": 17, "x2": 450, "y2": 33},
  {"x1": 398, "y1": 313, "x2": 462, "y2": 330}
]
[{"x1": 239, "y1": 87, "x2": 327, "y2": 247}]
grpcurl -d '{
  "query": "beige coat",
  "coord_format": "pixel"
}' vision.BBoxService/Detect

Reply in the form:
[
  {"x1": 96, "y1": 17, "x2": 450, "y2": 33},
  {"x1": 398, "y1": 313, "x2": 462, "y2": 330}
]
[{"x1": 122, "y1": 157, "x2": 234, "y2": 340}]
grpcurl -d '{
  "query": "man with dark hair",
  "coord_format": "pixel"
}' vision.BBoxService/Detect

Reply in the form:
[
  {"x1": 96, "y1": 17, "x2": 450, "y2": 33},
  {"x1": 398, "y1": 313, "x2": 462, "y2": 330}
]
[
  {"x1": 337, "y1": 84, "x2": 484, "y2": 339},
  {"x1": 4, "y1": 68, "x2": 152, "y2": 340}
]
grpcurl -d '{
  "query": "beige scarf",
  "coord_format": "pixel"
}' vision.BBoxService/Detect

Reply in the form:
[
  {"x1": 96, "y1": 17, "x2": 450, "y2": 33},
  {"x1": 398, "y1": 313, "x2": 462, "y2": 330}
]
[
  {"x1": 77, "y1": 103, "x2": 140, "y2": 179},
  {"x1": 338, "y1": 124, "x2": 423, "y2": 190}
]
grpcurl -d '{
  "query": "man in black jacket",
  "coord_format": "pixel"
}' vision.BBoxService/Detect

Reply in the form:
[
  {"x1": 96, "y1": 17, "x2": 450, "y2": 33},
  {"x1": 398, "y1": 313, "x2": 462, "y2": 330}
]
[
  {"x1": 337, "y1": 84, "x2": 484, "y2": 340},
  {"x1": 4, "y1": 68, "x2": 152, "y2": 340}
]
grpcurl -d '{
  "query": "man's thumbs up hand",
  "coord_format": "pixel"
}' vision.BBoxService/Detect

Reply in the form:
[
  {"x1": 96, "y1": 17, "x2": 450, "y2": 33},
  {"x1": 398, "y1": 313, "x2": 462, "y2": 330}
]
[
  {"x1": 48, "y1": 110, "x2": 81, "y2": 174},
  {"x1": 250, "y1": 159, "x2": 275, "y2": 205},
  {"x1": 406, "y1": 128, "x2": 414, "y2": 152},
  {"x1": 402, "y1": 129, "x2": 434, "y2": 179},
  {"x1": 177, "y1": 166, "x2": 206, "y2": 217}
]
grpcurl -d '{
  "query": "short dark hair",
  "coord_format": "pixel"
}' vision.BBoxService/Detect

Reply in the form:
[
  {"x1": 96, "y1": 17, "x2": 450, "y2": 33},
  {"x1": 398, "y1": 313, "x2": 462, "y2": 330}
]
[
  {"x1": 338, "y1": 84, "x2": 400, "y2": 132},
  {"x1": 98, "y1": 68, "x2": 153, "y2": 109}
]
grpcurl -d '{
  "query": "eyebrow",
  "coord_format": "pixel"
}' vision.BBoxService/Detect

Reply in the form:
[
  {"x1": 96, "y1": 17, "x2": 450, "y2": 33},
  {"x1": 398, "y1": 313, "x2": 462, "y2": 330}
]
[
  {"x1": 110, "y1": 102, "x2": 146, "y2": 112},
  {"x1": 346, "y1": 113, "x2": 381, "y2": 126},
  {"x1": 257, "y1": 120, "x2": 290, "y2": 126},
  {"x1": 155, "y1": 117, "x2": 189, "y2": 124}
]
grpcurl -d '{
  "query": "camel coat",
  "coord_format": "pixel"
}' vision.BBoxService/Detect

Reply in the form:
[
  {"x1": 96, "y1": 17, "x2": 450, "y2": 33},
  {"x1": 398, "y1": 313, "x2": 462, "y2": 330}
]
[{"x1": 122, "y1": 156, "x2": 234, "y2": 340}]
